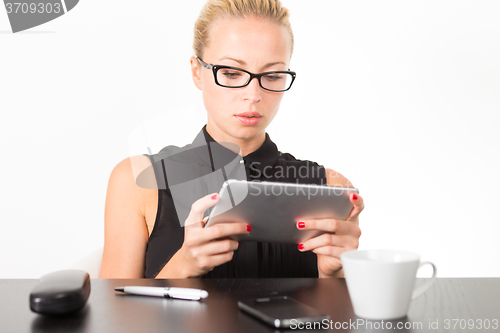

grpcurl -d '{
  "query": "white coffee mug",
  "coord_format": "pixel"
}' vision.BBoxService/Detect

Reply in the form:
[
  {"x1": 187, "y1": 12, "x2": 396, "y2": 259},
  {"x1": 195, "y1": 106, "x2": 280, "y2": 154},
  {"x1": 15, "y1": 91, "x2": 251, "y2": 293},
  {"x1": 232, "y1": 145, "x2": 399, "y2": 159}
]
[{"x1": 341, "y1": 249, "x2": 437, "y2": 320}]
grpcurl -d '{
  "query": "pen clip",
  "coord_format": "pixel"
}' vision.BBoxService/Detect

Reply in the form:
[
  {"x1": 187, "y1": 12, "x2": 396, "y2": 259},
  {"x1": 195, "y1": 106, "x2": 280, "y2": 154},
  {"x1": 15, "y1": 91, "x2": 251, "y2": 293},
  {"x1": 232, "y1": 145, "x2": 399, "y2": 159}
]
[{"x1": 164, "y1": 287, "x2": 204, "y2": 301}]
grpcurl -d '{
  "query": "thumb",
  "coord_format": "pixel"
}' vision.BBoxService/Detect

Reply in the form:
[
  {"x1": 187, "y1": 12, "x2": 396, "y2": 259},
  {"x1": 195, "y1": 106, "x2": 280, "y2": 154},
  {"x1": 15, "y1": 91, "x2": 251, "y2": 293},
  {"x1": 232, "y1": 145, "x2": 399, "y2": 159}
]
[
  {"x1": 184, "y1": 193, "x2": 219, "y2": 227},
  {"x1": 346, "y1": 192, "x2": 364, "y2": 221},
  {"x1": 201, "y1": 216, "x2": 209, "y2": 226}
]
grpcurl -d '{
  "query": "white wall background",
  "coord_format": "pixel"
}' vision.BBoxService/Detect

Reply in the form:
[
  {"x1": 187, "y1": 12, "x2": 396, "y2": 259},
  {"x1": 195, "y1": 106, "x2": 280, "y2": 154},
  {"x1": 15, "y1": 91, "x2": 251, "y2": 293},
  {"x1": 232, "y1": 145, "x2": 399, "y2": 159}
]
[{"x1": 1, "y1": 0, "x2": 499, "y2": 278}]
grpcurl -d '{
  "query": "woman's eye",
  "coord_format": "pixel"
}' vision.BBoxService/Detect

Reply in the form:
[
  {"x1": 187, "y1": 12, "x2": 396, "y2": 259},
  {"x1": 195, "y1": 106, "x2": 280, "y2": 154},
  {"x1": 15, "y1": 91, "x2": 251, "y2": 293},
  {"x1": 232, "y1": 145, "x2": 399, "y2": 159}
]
[
  {"x1": 222, "y1": 71, "x2": 241, "y2": 78},
  {"x1": 264, "y1": 75, "x2": 283, "y2": 81}
]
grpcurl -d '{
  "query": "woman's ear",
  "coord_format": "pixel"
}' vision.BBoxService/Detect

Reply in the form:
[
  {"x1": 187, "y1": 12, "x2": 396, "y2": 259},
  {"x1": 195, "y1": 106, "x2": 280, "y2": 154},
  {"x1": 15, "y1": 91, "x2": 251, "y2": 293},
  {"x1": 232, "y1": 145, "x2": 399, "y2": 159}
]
[{"x1": 190, "y1": 56, "x2": 203, "y2": 91}]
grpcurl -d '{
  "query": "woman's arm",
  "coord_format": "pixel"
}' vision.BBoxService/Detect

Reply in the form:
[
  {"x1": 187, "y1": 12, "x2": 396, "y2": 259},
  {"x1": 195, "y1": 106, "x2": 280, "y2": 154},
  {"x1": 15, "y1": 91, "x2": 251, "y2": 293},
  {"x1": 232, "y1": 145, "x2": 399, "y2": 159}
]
[
  {"x1": 297, "y1": 168, "x2": 364, "y2": 278},
  {"x1": 100, "y1": 155, "x2": 251, "y2": 279},
  {"x1": 99, "y1": 156, "x2": 154, "y2": 278}
]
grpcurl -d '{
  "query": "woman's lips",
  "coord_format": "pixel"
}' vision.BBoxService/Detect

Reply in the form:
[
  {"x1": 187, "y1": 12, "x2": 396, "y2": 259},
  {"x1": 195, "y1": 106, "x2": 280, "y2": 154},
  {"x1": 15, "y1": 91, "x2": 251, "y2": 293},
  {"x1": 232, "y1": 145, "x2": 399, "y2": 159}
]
[{"x1": 234, "y1": 112, "x2": 263, "y2": 126}]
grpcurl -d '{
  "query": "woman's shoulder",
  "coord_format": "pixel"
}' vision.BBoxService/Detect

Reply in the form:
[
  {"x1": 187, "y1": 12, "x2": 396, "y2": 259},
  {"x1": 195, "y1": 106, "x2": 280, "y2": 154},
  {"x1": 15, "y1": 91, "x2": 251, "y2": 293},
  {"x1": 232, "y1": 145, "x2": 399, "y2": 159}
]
[
  {"x1": 324, "y1": 167, "x2": 353, "y2": 187},
  {"x1": 109, "y1": 155, "x2": 157, "y2": 191}
]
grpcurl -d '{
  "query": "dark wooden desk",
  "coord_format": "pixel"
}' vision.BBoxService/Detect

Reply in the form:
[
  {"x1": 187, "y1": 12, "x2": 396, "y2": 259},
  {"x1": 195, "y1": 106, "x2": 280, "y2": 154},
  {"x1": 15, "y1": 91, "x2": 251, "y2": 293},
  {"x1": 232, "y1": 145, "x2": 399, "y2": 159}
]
[{"x1": 1, "y1": 278, "x2": 499, "y2": 332}]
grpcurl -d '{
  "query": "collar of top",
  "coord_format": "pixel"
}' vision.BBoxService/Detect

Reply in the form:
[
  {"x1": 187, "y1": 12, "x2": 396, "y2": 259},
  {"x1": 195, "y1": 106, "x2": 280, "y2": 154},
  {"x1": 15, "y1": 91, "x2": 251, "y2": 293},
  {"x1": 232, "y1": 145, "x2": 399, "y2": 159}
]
[{"x1": 196, "y1": 125, "x2": 281, "y2": 176}]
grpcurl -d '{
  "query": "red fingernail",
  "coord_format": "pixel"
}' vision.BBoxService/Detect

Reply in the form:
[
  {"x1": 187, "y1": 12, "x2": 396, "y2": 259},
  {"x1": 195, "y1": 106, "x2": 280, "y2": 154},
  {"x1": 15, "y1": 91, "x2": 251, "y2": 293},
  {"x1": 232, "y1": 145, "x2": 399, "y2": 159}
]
[
  {"x1": 352, "y1": 194, "x2": 358, "y2": 200},
  {"x1": 298, "y1": 244, "x2": 304, "y2": 250},
  {"x1": 247, "y1": 225, "x2": 252, "y2": 232},
  {"x1": 211, "y1": 194, "x2": 217, "y2": 200},
  {"x1": 298, "y1": 222, "x2": 305, "y2": 229}
]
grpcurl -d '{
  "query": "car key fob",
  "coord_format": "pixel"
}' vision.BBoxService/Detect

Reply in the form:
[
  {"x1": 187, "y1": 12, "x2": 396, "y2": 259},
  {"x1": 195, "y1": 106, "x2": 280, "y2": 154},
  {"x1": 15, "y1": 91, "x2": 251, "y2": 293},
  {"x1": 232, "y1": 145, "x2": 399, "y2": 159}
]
[{"x1": 30, "y1": 269, "x2": 90, "y2": 316}]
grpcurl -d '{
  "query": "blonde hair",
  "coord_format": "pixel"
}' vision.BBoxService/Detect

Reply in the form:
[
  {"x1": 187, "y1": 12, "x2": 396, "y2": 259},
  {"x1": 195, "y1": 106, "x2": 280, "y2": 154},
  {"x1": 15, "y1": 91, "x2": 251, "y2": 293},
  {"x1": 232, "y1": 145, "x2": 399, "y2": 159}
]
[{"x1": 193, "y1": 0, "x2": 293, "y2": 59}]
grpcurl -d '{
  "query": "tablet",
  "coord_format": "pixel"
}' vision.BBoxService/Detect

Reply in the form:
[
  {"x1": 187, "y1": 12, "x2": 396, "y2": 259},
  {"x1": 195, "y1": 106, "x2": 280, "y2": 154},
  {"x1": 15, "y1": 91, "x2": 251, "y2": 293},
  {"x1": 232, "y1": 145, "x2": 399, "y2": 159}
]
[{"x1": 205, "y1": 180, "x2": 359, "y2": 244}]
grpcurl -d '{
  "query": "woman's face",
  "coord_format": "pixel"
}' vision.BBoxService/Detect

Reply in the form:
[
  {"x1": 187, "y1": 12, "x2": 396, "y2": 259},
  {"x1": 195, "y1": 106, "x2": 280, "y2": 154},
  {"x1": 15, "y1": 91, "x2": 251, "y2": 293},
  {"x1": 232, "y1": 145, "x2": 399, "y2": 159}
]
[{"x1": 191, "y1": 16, "x2": 292, "y2": 142}]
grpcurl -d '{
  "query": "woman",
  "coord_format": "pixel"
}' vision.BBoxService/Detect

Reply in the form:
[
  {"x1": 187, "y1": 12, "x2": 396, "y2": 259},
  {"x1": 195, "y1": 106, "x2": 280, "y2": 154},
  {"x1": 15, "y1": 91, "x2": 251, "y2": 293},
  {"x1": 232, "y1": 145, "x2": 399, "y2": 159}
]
[{"x1": 100, "y1": 0, "x2": 364, "y2": 279}]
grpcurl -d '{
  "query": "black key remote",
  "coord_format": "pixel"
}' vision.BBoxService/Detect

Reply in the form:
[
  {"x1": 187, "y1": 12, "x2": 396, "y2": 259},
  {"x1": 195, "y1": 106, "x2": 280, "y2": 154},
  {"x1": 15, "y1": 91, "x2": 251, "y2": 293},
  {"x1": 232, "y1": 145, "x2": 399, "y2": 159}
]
[{"x1": 30, "y1": 269, "x2": 91, "y2": 316}]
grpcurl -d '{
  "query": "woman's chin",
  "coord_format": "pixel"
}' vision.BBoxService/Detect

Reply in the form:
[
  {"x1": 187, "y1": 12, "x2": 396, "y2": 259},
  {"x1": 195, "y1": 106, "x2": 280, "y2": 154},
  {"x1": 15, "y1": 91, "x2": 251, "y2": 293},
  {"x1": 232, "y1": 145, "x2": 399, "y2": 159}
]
[{"x1": 233, "y1": 126, "x2": 267, "y2": 141}]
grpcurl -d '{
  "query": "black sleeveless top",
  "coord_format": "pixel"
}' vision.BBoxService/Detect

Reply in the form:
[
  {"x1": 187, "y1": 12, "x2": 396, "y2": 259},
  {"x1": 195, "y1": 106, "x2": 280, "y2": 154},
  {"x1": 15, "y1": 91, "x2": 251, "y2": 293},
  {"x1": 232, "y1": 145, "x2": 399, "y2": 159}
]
[{"x1": 143, "y1": 126, "x2": 327, "y2": 278}]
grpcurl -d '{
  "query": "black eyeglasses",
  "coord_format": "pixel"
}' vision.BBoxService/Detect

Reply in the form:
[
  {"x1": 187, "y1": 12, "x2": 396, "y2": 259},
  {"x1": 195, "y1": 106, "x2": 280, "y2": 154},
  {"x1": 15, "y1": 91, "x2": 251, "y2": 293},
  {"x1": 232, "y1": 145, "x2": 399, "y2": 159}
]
[{"x1": 196, "y1": 57, "x2": 296, "y2": 92}]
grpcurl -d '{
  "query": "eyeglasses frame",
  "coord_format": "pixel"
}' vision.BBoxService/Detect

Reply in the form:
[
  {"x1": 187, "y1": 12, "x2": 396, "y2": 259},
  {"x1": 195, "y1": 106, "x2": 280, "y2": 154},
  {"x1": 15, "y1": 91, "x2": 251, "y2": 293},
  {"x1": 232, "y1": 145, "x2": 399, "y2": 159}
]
[{"x1": 196, "y1": 57, "x2": 296, "y2": 92}]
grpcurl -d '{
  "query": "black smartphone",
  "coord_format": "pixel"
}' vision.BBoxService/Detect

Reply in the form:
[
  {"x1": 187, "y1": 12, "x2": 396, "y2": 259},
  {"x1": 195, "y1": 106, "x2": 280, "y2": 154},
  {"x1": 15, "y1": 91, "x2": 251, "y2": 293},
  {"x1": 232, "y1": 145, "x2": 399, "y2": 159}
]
[{"x1": 238, "y1": 296, "x2": 330, "y2": 328}]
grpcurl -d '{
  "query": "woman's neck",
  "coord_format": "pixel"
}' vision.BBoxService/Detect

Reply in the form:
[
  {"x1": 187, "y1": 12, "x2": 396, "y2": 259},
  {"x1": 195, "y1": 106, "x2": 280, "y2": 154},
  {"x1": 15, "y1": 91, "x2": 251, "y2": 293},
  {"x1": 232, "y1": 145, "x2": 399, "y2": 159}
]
[{"x1": 205, "y1": 123, "x2": 266, "y2": 157}]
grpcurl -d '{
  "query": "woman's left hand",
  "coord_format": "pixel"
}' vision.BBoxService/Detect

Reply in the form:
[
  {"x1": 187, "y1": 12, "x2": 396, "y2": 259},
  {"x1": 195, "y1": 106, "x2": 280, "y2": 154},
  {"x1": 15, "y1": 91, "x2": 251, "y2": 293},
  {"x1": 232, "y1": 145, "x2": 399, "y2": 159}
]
[{"x1": 296, "y1": 193, "x2": 364, "y2": 278}]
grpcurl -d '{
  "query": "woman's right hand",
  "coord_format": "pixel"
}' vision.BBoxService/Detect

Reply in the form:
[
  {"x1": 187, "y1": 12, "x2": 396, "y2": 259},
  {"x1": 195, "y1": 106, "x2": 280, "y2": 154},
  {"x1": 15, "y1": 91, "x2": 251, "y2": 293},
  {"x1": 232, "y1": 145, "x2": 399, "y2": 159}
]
[{"x1": 157, "y1": 193, "x2": 251, "y2": 278}]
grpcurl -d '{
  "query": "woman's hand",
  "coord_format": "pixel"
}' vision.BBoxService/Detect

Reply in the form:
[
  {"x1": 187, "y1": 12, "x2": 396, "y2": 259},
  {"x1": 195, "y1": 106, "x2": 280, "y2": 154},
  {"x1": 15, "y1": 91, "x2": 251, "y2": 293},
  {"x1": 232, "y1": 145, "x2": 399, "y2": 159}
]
[
  {"x1": 296, "y1": 193, "x2": 364, "y2": 278},
  {"x1": 157, "y1": 193, "x2": 251, "y2": 278}
]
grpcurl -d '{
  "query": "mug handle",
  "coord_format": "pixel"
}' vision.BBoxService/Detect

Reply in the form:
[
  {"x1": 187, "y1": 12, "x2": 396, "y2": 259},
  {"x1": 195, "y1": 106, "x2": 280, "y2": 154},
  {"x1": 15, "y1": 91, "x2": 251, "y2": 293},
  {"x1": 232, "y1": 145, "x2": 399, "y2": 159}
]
[{"x1": 411, "y1": 262, "x2": 437, "y2": 300}]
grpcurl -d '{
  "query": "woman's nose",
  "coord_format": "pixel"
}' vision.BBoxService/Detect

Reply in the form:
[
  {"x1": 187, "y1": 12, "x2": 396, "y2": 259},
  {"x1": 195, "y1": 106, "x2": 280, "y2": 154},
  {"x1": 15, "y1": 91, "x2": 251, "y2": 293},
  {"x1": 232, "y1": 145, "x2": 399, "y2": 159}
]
[{"x1": 242, "y1": 77, "x2": 262, "y2": 103}]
